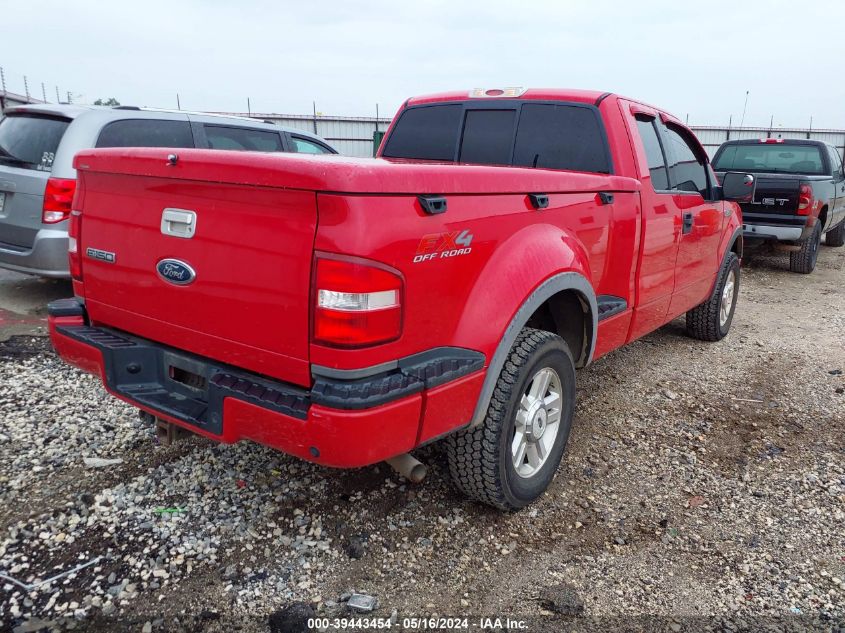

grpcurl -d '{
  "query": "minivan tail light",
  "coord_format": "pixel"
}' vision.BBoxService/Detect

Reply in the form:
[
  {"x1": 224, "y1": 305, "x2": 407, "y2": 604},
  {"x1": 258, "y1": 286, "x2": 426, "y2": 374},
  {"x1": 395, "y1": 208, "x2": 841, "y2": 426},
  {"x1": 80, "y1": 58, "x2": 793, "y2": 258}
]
[
  {"x1": 42, "y1": 178, "x2": 76, "y2": 223},
  {"x1": 797, "y1": 184, "x2": 814, "y2": 215},
  {"x1": 313, "y1": 256, "x2": 402, "y2": 348},
  {"x1": 68, "y1": 209, "x2": 82, "y2": 280}
]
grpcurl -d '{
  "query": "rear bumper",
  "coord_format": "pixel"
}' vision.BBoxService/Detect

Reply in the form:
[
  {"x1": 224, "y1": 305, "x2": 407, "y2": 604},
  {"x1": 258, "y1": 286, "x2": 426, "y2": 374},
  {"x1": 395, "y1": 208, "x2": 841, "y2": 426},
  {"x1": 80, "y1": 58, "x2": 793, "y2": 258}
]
[
  {"x1": 48, "y1": 301, "x2": 485, "y2": 468},
  {"x1": 742, "y1": 213, "x2": 810, "y2": 243},
  {"x1": 743, "y1": 223, "x2": 804, "y2": 241},
  {"x1": 0, "y1": 228, "x2": 70, "y2": 278}
]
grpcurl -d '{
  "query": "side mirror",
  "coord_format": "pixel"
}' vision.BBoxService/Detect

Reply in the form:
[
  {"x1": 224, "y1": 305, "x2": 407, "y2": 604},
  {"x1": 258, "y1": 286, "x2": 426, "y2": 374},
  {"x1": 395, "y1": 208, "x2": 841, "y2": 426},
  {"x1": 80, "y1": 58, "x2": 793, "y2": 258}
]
[{"x1": 721, "y1": 172, "x2": 754, "y2": 202}]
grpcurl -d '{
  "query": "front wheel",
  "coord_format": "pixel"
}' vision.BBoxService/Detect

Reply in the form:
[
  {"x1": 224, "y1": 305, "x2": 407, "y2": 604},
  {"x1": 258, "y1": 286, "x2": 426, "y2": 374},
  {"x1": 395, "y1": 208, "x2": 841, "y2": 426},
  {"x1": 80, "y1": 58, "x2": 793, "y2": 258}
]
[
  {"x1": 790, "y1": 222, "x2": 822, "y2": 273},
  {"x1": 686, "y1": 251, "x2": 740, "y2": 341},
  {"x1": 446, "y1": 328, "x2": 576, "y2": 510}
]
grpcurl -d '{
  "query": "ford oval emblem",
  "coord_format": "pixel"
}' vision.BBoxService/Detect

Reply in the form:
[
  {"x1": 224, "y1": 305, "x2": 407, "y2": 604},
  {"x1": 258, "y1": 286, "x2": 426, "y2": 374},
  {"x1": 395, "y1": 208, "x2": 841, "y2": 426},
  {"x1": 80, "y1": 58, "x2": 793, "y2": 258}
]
[{"x1": 156, "y1": 259, "x2": 196, "y2": 285}]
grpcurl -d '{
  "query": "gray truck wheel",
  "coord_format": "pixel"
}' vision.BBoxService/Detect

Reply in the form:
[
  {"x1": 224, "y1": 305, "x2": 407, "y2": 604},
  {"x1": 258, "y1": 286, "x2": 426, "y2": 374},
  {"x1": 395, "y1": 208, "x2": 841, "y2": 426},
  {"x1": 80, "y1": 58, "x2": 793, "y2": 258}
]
[
  {"x1": 446, "y1": 328, "x2": 575, "y2": 511},
  {"x1": 826, "y1": 220, "x2": 845, "y2": 247},
  {"x1": 686, "y1": 252, "x2": 740, "y2": 342},
  {"x1": 790, "y1": 222, "x2": 822, "y2": 273}
]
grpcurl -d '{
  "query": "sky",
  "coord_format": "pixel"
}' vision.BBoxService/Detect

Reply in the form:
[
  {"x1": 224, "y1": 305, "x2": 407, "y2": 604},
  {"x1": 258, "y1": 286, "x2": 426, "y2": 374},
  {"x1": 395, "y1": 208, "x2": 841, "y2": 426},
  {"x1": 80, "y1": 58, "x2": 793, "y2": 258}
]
[{"x1": 1, "y1": 0, "x2": 841, "y2": 128}]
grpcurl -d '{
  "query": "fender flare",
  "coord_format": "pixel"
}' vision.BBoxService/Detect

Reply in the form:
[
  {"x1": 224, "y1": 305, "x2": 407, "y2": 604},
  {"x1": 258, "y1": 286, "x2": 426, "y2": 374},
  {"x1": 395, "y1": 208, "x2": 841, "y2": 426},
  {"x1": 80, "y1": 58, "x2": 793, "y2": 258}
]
[{"x1": 468, "y1": 271, "x2": 597, "y2": 428}]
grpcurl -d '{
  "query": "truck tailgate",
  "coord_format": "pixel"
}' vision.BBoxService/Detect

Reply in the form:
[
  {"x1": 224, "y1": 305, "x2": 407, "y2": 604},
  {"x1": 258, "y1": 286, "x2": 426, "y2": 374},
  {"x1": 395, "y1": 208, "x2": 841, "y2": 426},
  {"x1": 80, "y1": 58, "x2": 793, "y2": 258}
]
[{"x1": 77, "y1": 169, "x2": 316, "y2": 386}]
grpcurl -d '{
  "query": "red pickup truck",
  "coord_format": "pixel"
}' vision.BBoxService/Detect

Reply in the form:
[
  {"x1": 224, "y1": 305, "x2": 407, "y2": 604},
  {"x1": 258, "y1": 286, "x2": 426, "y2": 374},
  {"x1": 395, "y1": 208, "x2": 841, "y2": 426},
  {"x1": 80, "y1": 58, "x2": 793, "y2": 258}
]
[{"x1": 49, "y1": 88, "x2": 752, "y2": 510}]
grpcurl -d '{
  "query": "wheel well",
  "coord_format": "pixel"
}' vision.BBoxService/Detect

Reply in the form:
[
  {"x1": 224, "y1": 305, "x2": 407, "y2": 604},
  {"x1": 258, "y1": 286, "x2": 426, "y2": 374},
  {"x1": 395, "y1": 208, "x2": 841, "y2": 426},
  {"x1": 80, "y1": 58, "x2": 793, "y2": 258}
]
[
  {"x1": 818, "y1": 205, "x2": 828, "y2": 229},
  {"x1": 524, "y1": 289, "x2": 591, "y2": 367},
  {"x1": 731, "y1": 234, "x2": 744, "y2": 259}
]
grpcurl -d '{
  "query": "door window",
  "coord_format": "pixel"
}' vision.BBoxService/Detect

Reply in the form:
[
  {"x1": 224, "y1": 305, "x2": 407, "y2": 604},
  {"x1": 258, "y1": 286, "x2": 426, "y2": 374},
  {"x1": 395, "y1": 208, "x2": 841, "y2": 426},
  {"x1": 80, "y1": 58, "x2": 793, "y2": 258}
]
[
  {"x1": 827, "y1": 146, "x2": 842, "y2": 176},
  {"x1": 204, "y1": 125, "x2": 283, "y2": 152},
  {"x1": 663, "y1": 125, "x2": 709, "y2": 196},
  {"x1": 634, "y1": 116, "x2": 669, "y2": 191},
  {"x1": 289, "y1": 136, "x2": 333, "y2": 154},
  {"x1": 96, "y1": 119, "x2": 194, "y2": 148}
]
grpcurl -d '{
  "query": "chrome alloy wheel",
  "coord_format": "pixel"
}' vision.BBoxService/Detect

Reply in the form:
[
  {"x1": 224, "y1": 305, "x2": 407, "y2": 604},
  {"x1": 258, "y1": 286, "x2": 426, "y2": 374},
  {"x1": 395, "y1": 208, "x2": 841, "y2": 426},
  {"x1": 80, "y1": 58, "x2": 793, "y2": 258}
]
[
  {"x1": 512, "y1": 367, "x2": 562, "y2": 478},
  {"x1": 719, "y1": 269, "x2": 736, "y2": 328}
]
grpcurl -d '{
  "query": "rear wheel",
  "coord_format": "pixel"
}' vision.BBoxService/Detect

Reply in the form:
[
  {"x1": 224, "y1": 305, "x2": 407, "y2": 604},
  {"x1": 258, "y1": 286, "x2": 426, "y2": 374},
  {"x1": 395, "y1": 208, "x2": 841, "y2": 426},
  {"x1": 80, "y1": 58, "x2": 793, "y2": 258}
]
[
  {"x1": 686, "y1": 252, "x2": 740, "y2": 341},
  {"x1": 790, "y1": 222, "x2": 822, "y2": 273},
  {"x1": 446, "y1": 328, "x2": 575, "y2": 510},
  {"x1": 825, "y1": 220, "x2": 845, "y2": 247}
]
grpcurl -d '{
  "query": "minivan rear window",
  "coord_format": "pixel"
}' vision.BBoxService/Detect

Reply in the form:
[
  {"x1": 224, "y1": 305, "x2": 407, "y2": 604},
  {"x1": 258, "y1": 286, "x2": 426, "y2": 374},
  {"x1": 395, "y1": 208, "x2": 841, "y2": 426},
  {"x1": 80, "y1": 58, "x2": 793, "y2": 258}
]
[
  {"x1": 96, "y1": 119, "x2": 194, "y2": 149},
  {"x1": 0, "y1": 114, "x2": 70, "y2": 171}
]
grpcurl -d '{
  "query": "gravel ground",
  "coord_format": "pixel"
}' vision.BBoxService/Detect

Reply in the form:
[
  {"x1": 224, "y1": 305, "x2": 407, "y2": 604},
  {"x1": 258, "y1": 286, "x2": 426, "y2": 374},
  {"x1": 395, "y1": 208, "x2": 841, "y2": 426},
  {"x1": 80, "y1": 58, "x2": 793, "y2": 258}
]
[{"x1": 0, "y1": 244, "x2": 843, "y2": 633}]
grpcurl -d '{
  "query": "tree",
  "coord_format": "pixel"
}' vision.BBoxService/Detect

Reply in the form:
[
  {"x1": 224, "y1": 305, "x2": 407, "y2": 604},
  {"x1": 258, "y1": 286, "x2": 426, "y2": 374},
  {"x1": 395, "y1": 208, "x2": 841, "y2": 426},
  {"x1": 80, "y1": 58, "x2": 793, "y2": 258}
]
[{"x1": 93, "y1": 97, "x2": 121, "y2": 106}]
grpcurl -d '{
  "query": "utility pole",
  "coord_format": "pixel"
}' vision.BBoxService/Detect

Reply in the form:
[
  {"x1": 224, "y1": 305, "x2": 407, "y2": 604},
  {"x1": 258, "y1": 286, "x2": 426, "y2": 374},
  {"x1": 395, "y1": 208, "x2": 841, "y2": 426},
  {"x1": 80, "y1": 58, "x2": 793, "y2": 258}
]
[
  {"x1": 727, "y1": 115, "x2": 732, "y2": 141},
  {"x1": 808, "y1": 116, "x2": 813, "y2": 139},
  {"x1": 375, "y1": 103, "x2": 380, "y2": 132},
  {"x1": 176, "y1": 94, "x2": 181, "y2": 110},
  {"x1": 23, "y1": 75, "x2": 30, "y2": 100},
  {"x1": 56, "y1": 86, "x2": 61, "y2": 103},
  {"x1": 739, "y1": 90, "x2": 749, "y2": 128},
  {"x1": 312, "y1": 101, "x2": 318, "y2": 134},
  {"x1": 247, "y1": 97, "x2": 251, "y2": 116}
]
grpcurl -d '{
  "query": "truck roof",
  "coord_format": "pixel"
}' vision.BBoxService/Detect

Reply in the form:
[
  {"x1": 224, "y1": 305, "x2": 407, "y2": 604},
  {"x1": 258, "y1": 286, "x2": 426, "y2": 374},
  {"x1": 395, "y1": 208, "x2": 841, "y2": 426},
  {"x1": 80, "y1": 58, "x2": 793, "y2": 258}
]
[{"x1": 406, "y1": 88, "x2": 611, "y2": 107}]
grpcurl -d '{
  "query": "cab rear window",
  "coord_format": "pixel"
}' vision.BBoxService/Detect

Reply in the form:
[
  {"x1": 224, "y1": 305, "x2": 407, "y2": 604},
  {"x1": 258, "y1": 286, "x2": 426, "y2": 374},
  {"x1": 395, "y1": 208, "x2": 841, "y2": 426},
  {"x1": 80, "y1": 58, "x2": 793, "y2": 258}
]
[
  {"x1": 713, "y1": 143, "x2": 825, "y2": 175},
  {"x1": 383, "y1": 101, "x2": 611, "y2": 174},
  {"x1": 0, "y1": 114, "x2": 70, "y2": 171}
]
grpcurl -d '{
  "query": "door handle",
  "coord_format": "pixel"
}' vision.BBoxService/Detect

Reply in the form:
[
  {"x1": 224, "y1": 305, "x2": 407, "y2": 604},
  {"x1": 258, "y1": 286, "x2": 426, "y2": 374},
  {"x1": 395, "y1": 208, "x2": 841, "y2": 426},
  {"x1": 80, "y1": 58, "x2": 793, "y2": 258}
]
[{"x1": 682, "y1": 211, "x2": 694, "y2": 234}]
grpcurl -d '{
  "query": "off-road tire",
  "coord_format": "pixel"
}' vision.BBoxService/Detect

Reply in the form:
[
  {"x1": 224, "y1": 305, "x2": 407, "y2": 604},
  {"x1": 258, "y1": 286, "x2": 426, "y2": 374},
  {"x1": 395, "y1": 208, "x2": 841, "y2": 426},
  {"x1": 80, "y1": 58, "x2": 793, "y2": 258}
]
[
  {"x1": 790, "y1": 222, "x2": 822, "y2": 273},
  {"x1": 825, "y1": 220, "x2": 845, "y2": 247},
  {"x1": 446, "y1": 328, "x2": 575, "y2": 510},
  {"x1": 686, "y1": 251, "x2": 740, "y2": 342}
]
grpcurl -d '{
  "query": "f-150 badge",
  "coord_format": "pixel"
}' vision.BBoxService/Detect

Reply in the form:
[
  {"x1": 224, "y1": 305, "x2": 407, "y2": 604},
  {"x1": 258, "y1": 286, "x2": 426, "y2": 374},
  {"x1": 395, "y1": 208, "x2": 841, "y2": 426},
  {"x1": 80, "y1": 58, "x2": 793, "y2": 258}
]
[{"x1": 413, "y1": 230, "x2": 474, "y2": 263}]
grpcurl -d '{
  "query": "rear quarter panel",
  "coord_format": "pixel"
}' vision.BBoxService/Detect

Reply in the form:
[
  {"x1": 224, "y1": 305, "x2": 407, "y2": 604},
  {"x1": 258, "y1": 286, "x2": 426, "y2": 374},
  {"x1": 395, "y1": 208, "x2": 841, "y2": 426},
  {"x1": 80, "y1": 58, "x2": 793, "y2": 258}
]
[{"x1": 312, "y1": 187, "x2": 640, "y2": 372}]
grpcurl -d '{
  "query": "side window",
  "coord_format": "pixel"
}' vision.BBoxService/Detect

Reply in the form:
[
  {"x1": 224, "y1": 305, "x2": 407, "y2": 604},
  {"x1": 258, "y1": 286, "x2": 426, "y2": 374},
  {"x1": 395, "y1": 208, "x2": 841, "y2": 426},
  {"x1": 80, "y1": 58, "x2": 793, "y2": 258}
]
[
  {"x1": 663, "y1": 125, "x2": 709, "y2": 196},
  {"x1": 458, "y1": 109, "x2": 516, "y2": 166},
  {"x1": 96, "y1": 119, "x2": 194, "y2": 148},
  {"x1": 512, "y1": 104, "x2": 611, "y2": 173},
  {"x1": 828, "y1": 146, "x2": 842, "y2": 176},
  {"x1": 634, "y1": 116, "x2": 669, "y2": 191},
  {"x1": 289, "y1": 136, "x2": 333, "y2": 154},
  {"x1": 204, "y1": 126, "x2": 283, "y2": 152}
]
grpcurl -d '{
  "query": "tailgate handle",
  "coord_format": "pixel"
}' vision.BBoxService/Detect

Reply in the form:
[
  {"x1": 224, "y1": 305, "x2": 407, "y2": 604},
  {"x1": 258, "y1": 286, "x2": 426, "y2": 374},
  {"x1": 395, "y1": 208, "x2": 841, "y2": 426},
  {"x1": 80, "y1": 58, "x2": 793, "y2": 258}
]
[{"x1": 161, "y1": 208, "x2": 197, "y2": 239}]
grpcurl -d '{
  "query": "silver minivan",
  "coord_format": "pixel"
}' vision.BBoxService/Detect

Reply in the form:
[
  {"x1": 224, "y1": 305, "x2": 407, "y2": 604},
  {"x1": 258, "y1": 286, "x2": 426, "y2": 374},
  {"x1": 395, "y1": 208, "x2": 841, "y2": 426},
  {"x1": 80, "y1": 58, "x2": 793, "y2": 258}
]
[{"x1": 0, "y1": 104, "x2": 337, "y2": 277}]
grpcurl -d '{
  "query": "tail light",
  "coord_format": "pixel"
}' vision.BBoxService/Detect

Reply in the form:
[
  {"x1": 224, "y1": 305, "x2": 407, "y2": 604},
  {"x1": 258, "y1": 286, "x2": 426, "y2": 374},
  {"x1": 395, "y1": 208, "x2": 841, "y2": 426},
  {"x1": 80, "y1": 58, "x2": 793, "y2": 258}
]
[
  {"x1": 68, "y1": 209, "x2": 82, "y2": 280},
  {"x1": 797, "y1": 184, "x2": 814, "y2": 215},
  {"x1": 42, "y1": 178, "x2": 76, "y2": 223},
  {"x1": 313, "y1": 256, "x2": 402, "y2": 348}
]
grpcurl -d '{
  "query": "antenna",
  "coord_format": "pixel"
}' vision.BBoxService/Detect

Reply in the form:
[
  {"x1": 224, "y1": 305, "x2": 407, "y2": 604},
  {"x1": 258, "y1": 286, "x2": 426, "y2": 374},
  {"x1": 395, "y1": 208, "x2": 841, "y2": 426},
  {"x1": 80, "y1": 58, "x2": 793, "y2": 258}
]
[{"x1": 739, "y1": 90, "x2": 749, "y2": 127}]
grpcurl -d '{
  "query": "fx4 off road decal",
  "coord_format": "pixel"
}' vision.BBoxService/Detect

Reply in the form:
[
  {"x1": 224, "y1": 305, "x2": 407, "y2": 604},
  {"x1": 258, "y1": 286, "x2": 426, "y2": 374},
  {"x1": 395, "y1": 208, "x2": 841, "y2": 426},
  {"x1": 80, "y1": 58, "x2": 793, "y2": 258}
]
[{"x1": 413, "y1": 230, "x2": 474, "y2": 263}]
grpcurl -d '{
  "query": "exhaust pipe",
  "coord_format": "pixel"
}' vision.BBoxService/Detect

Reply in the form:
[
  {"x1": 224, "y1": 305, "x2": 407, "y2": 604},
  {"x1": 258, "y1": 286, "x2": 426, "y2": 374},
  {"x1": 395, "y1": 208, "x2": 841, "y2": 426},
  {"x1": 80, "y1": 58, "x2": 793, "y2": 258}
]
[{"x1": 385, "y1": 453, "x2": 427, "y2": 483}]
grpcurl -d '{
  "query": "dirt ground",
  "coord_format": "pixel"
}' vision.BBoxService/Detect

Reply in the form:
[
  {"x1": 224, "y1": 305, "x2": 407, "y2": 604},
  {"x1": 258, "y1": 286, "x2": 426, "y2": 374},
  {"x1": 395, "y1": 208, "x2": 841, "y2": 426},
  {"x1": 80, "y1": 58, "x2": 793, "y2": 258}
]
[{"x1": 0, "y1": 244, "x2": 843, "y2": 633}]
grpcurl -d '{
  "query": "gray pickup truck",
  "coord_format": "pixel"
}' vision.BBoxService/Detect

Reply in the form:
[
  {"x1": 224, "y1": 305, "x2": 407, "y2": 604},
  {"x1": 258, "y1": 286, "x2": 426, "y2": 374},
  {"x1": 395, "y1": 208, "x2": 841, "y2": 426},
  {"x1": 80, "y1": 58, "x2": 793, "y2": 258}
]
[
  {"x1": 0, "y1": 104, "x2": 337, "y2": 278},
  {"x1": 712, "y1": 138, "x2": 845, "y2": 273}
]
